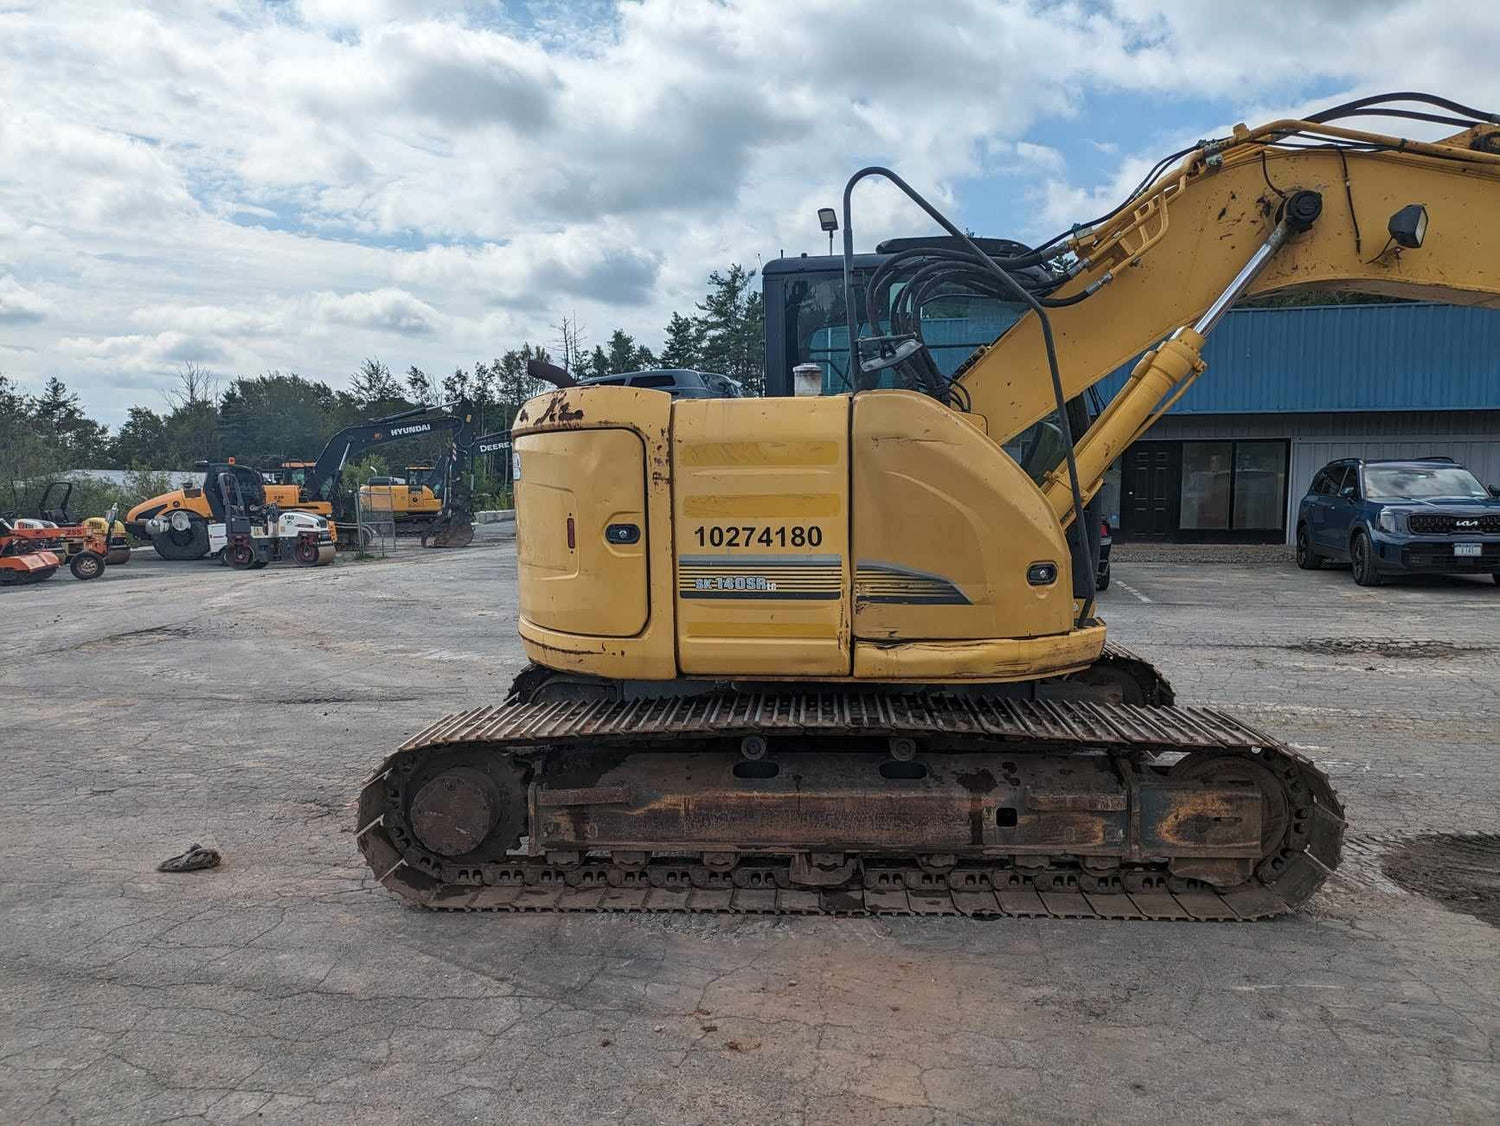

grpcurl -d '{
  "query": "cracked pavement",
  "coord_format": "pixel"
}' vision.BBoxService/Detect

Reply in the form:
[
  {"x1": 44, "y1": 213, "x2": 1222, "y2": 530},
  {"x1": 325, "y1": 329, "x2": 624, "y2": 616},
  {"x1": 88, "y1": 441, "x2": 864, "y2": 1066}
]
[{"x1": 1, "y1": 535, "x2": 1496, "y2": 1124}]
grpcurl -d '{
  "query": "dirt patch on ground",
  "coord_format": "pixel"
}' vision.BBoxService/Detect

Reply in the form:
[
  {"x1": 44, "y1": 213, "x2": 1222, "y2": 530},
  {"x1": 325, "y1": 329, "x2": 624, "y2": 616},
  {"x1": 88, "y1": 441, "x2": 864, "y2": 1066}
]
[
  {"x1": 94, "y1": 623, "x2": 205, "y2": 646},
  {"x1": 1382, "y1": 834, "x2": 1500, "y2": 927},
  {"x1": 1291, "y1": 638, "x2": 1481, "y2": 659}
]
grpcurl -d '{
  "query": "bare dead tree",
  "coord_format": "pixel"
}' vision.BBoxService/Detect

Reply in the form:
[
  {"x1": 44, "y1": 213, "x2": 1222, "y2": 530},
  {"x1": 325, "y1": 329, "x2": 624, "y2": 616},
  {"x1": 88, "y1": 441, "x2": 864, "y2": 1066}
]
[
  {"x1": 551, "y1": 312, "x2": 587, "y2": 374},
  {"x1": 162, "y1": 362, "x2": 221, "y2": 410}
]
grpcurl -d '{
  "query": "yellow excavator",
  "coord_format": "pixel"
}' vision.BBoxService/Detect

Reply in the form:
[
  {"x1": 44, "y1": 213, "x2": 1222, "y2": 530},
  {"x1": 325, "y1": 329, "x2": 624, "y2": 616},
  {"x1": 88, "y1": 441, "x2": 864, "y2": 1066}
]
[
  {"x1": 359, "y1": 93, "x2": 1500, "y2": 920},
  {"x1": 357, "y1": 466, "x2": 444, "y2": 528}
]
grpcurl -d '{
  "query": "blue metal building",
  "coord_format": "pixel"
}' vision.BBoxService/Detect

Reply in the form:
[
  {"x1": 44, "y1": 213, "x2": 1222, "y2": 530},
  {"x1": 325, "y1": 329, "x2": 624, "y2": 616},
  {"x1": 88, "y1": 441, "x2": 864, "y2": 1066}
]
[{"x1": 1092, "y1": 303, "x2": 1500, "y2": 544}]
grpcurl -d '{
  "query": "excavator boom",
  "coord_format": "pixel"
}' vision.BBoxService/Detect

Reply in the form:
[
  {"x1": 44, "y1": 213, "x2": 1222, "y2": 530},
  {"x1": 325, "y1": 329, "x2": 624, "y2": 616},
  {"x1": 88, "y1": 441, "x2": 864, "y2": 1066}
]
[{"x1": 962, "y1": 120, "x2": 1500, "y2": 516}]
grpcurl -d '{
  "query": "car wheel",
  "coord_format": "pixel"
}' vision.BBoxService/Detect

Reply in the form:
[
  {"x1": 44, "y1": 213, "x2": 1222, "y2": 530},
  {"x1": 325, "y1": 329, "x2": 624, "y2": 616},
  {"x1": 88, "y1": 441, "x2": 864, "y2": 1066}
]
[
  {"x1": 1351, "y1": 531, "x2": 1382, "y2": 587},
  {"x1": 68, "y1": 550, "x2": 106, "y2": 581},
  {"x1": 1295, "y1": 525, "x2": 1323, "y2": 570},
  {"x1": 1095, "y1": 561, "x2": 1110, "y2": 591},
  {"x1": 1492, "y1": 571, "x2": 1499, "y2": 586}
]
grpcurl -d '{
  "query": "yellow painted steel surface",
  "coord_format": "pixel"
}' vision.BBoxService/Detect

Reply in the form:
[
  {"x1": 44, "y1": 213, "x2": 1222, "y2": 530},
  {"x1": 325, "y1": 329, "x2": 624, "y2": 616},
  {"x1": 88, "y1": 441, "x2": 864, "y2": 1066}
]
[
  {"x1": 514, "y1": 428, "x2": 648, "y2": 638},
  {"x1": 126, "y1": 482, "x2": 329, "y2": 525},
  {"x1": 358, "y1": 482, "x2": 441, "y2": 519},
  {"x1": 673, "y1": 396, "x2": 851, "y2": 676},
  {"x1": 513, "y1": 386, "x2": 677, "y2": 679},
  {"x1": 513, "y1": 387, "x2": 1093, "y2": 682},
  {"x1": 851, "y1": 391, "x2": 1074, "y2": 642},
  {"x1": 853, "y1": 624, "x2": 1104, "y2": 681},
  {"x1": 510, "y1": 118, "x2": 1500, "y2": 687}
]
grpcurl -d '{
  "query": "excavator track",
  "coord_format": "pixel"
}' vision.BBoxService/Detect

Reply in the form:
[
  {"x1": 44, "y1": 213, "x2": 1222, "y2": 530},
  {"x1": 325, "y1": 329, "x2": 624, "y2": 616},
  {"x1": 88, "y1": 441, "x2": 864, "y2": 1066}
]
[{"x1": 357, "y1": 678, "x2": 1344, "y2": 921}]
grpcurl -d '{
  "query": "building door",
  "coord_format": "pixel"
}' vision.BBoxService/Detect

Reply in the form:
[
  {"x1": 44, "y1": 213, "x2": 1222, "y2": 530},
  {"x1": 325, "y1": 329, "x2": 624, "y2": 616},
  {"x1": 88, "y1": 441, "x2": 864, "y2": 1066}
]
[{"x1": 1119, "y1": 442, "x2": 1180, "y2": 538}]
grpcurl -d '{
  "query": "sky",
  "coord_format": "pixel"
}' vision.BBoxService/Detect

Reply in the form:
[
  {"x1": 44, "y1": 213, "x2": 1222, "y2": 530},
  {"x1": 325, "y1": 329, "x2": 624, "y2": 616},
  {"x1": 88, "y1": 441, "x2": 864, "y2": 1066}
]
[{"x1": 1, "y1": 0, "x2": 1497, "y2": 425}]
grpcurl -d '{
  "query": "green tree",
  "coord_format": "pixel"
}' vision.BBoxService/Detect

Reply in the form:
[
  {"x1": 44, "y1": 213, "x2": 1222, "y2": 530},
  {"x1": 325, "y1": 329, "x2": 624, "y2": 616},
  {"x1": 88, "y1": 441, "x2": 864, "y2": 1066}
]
[
  {"x1": 349, "y1": 357, "x2": 407, "y2": 415},
  {"x1": 109, "y1": 406, "x2": 169, "y2": 467},
  {"x1": 491, "y1": 343, "x2": 551, "y2": 426},
  {"x1": 607, "y1": 328, "x2": 655, "y2": 373},
  {"x1": 659, "y1": 311, "x2": 703, "y2": 369},
  {"x1": 33, "y1": 376, "x2": 109, "y2": 464},
  {"x1": 218, "y1": 372, "x2": 346, "y2": 465},
  {"x1": 0, "y1": 373, "x2": 48, "y2": 511},
  {"x1": 696, "y1": 264, "x2": 764, "y2": 393},
  {"x1": 441, "y1": 365, "x2": 472, "y2": 404},
  {"x1": 406, "y1": 365, "x2": 434, "y2": 404},
  {"x1": 160, "y1": 397, "x2": 222, "y2": 466},
  {"x1": 586, "y1": 344, "x2": 611, "y2": 378}
]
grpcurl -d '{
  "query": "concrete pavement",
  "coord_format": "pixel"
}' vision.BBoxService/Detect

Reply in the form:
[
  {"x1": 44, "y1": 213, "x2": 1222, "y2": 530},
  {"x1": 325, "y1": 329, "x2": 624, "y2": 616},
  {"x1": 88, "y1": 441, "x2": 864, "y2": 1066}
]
[{"x1": 1, "y1": 537, "x2": 1495, "y2": 1124}]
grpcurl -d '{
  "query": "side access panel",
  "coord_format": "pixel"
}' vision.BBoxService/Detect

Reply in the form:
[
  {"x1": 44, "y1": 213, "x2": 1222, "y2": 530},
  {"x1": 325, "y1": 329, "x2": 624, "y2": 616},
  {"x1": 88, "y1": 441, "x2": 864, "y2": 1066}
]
[
  {"x1": 851, "y1": 391, "x2": 1075, "y2": 642},
  {"x1": 673, "y1": 396, "x2": 851, "y2": 676},
  {"x1": 515, "y1": 427, "x2": 649, "y2": 637},
  {"x1": 849, "y1": 391, "x2": 1096, "y2": 682}
]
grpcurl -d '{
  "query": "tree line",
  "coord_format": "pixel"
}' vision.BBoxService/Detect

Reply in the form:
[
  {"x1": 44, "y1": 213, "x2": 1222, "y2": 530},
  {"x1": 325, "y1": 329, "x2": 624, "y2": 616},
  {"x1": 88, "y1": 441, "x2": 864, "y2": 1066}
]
[{"x1": 0, "y1": 262, "x2": 766, "y2": 513}]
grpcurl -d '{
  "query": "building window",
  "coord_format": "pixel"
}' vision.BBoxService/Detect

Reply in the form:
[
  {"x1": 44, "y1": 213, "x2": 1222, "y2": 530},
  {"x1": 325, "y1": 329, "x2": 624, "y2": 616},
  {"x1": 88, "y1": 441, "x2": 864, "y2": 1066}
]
[
  {"x1": 1180, "y1": 441, "x2": 1233, "y2": 529},
  {"x1": 1118, "y1": 439, "x2": 1289, "y2": 543},
  {"x1": 1232, "y1": 441, "x2": 1287, "y2": 529}
]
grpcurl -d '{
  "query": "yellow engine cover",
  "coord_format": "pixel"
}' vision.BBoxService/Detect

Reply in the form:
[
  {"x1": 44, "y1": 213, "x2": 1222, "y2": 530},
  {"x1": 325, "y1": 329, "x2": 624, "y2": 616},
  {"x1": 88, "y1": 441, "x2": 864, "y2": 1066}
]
[
  {"x1": 511, "y1": 386, "x2": 1103, "y2": 684},
  {"x1": 674, "y1": 395, "x2": 850, "y2": 675}
]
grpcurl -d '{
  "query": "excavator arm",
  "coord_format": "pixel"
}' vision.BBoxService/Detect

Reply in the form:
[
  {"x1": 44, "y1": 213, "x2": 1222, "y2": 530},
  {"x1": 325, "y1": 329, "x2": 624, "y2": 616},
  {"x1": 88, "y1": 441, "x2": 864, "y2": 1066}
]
[
  {"x1": 303, "y1": 399, "x2": 477, "y2": 503},
  {"x1": 946, "y1": 116, "x2": 1500, "y2": 523}
]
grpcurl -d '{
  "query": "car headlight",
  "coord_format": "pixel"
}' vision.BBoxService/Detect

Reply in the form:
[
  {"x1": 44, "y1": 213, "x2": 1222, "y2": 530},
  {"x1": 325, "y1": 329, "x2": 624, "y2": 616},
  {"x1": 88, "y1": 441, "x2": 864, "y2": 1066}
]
[{"x1": 1377, "y1": 510, "x2": 1402, "y2": 534}]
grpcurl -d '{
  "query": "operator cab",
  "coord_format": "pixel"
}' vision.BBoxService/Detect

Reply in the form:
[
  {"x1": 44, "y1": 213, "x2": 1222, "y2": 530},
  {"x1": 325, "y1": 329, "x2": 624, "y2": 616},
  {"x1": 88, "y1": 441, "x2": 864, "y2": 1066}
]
[
  {"x1": 762, "y1": 244, "x2": 1104, "y2": 596},
  {"x1": 262, "y1": 459, "x2": 315, "y2": 487},
  {"x1": 762, "y1": 244, "x2": 1079, "y2": 485},
  {"x1": 762, "y1": 241, "x2": 1032, "y2": 397}
]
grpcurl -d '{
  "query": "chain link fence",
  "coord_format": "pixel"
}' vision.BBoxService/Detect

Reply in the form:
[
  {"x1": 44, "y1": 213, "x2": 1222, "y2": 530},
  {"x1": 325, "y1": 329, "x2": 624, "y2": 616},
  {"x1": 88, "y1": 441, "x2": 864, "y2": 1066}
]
[{"x1": 353, "y1": 491, "x2": 395, "y2": 558}]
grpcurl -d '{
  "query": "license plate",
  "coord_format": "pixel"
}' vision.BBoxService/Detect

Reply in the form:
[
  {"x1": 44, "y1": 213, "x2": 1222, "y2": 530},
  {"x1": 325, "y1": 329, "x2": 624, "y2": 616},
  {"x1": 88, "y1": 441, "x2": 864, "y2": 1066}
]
[{"x1": 1455, "y1": 543, "x2": 1482, "y2": 557}]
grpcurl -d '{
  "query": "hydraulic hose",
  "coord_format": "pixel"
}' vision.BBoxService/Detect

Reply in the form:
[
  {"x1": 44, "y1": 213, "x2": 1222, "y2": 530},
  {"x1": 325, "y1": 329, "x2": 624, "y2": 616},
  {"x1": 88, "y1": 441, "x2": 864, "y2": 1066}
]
[{"x1": 841, "y1": 167, "x2": 1097, "y2": 624}]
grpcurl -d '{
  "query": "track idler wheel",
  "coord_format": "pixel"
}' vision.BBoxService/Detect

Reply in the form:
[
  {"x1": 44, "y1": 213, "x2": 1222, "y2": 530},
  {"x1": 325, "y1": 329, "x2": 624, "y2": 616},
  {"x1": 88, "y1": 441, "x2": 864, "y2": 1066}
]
[
  {"x1": 410, "y1": 767, "x2": 505, "y2": 858},
  {"x1": 388, "y1": 750, "x2": 528, "y2": 875}
]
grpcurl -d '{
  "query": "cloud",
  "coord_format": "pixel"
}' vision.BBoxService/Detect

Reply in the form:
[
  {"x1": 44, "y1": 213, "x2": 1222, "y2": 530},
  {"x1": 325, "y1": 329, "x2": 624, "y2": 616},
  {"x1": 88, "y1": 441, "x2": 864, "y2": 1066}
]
[
  {"x1": 60, "y1": 331, "x2": 231, "y2": 370},
  {"x1": 308, "y1": 288, "x2": 442, "y2": 335},
  {"x1": 1013, "y1": 142, "x2": 1066, "y2": 176},
  {"x1": 393, "y1": 230, "x2": 663, "y2": 308},
  {"x1": 129, "y1": 303, "x2": 281, "y2": 337},
  {"x1": 0, "y1": 276, "x2": 51, "y2": 323},
  {"x1": 0, "y1": 0, "x2": 1494, "y2": 425}
]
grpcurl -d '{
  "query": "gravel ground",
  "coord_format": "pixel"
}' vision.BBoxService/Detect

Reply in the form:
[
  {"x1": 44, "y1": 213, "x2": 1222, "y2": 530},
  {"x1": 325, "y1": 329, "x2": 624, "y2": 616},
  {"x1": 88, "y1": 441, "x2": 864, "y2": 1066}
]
[{"x1": 1, "y1": 534, "x2": 1496, "y2": 1125}]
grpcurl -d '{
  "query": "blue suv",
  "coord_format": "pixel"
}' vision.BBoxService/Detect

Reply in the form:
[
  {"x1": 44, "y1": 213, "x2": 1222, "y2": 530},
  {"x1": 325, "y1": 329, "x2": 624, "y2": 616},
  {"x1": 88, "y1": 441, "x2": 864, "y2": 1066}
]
[{"x1": 1296, "y1": 457, "x2": 1500, "y2": 586}]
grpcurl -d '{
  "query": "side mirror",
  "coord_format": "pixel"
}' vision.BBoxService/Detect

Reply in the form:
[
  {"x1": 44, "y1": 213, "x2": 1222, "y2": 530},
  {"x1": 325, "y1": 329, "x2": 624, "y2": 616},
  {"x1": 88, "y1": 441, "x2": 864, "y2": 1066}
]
[
  {"x1": 1489, "y1": 485, "x2": 1500, "y2": 498},
  {"x1": 1340, "y1": 485, "x2": 1357, "y2": 500}
]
